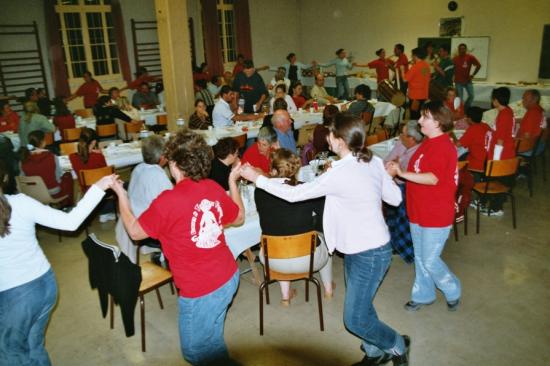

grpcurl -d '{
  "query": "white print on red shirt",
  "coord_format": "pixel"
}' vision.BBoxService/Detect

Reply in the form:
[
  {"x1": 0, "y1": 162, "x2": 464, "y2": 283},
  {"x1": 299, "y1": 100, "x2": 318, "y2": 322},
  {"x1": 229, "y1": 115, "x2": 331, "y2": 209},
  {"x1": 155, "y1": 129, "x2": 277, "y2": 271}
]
[
  {"x1": 413, "y1": 154, "x2": 424, "y2": 173},
  {"x1": 484, "y1": 130, "x2": 493, "y2": 152},
  {"x1": 541, "y1": 116, "x2": 547, "y2": 129},
  {"x1": 454, "y1": 165, "x2": 459, "y2": 186},
  {"x1": 191, "y1": 199, "x2": 224, "y2": 249}
]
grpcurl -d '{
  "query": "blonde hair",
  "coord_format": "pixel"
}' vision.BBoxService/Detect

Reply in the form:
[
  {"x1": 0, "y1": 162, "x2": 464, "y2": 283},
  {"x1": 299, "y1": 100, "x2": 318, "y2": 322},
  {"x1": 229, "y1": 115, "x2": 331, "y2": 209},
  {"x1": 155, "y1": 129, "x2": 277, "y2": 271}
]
[{"x1": 269, "y1": 148, "x2": 301, "y2": 185}]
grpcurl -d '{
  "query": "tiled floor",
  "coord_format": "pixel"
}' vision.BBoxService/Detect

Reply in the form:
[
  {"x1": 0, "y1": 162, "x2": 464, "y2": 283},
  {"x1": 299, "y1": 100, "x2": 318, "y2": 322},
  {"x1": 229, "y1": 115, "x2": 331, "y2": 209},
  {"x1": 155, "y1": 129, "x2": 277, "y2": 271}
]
[{"x1": 40, "y1": 172, "x2": 550, "y2": 365}]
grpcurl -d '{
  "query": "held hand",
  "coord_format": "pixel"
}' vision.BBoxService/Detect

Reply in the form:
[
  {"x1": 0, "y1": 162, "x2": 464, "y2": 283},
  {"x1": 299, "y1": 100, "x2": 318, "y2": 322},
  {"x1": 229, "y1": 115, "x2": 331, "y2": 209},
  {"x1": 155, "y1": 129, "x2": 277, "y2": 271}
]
[
  {"x1": 94, "y1": 174, "x2": 117, "y2": 191},
  {"x1": 229, "y1": 162, "x2": 242, "y2": 182},
  {"x1": 240, "y1": 163, "x2": 261, "y2": 183},
  {"x1": 110, "y1": 177, "x2": 127, "y2": 196}
]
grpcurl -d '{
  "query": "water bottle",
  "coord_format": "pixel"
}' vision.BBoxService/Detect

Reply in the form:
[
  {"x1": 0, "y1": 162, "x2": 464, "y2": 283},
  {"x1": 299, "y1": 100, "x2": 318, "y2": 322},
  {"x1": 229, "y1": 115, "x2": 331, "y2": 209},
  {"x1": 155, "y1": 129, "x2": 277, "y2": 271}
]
[
  {"x1": 176, "y1": 117, "x2": 185, "y2": 128},
  {"x1": 312, "y1": 98, "x2": 319, "y2": 113},
  {"x1": 238, "y1": 98, "x2": 245, "y2": 114}
]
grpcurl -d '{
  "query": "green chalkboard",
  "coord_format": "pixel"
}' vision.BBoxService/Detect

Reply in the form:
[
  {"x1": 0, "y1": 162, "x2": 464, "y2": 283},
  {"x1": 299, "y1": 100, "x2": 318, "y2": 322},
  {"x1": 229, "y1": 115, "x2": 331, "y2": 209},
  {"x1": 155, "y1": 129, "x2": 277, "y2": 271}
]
[{"x1": 539, "y1": 25, "x2": 550, "y2": 79}]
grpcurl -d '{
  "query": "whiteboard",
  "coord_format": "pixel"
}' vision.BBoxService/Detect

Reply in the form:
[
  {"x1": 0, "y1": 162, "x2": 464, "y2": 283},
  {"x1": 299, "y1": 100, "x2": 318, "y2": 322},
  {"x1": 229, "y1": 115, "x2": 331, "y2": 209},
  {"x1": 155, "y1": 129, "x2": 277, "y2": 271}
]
[{"x1": 450, "y1": 37, "x2": 490, "y2": 80}]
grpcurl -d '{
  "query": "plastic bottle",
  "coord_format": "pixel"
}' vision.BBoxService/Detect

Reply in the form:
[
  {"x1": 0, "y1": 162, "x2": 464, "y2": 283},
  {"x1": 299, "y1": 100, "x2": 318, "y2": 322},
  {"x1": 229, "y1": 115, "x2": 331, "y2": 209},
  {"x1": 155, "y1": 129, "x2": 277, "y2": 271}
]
[
  {"x1": 176, "y1": 117, "x2": 185, "y2": 128},
  {"x1": 312, "y1": 98, "x2": 319, "y2": 113},
  {"x1": 238, "y1": 98, "x2": 245, "y2": 114}
]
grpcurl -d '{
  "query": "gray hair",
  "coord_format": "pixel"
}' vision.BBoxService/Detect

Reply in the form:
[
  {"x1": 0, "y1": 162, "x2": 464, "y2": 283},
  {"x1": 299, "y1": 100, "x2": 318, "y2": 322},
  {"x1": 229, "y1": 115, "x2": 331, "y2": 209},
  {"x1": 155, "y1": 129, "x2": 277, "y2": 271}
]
[
  {"x1": 257, "y1": 126, "x2": 278, "y2": 144},
  {"x1": 142, "y1": 135, "x2": 165, "y2": 164},
  {"x1": 404, "y1": 120, "x2": 423, "y2": 143},
  {"x1": 271, "y1": 112, "x2": 288, "y2": 126}
]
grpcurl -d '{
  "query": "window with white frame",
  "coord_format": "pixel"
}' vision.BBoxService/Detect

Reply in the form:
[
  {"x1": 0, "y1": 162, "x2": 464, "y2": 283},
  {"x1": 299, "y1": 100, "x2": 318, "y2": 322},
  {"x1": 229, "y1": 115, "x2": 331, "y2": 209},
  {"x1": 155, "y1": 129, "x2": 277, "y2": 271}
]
[
  {"x1": 55, "y1": 0, "x2": 120, "y2": 80},
  {"x1": 216, "y1": 0, "x2": 237, "y2": 67}
]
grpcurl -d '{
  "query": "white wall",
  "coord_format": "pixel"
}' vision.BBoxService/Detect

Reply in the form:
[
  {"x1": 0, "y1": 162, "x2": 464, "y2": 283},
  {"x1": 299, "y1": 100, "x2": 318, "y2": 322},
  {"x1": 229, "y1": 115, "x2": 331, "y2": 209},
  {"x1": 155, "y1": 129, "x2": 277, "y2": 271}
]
[{"x1": 298, "y1": 0, "x2": 550, "y2": 83}]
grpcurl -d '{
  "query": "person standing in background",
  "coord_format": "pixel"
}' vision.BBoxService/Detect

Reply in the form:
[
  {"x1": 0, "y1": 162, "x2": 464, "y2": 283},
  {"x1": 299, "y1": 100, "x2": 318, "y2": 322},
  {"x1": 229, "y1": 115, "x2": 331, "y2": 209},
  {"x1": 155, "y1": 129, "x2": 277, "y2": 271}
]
[
  {"x1": 433, "y1": 45, "x2": 454, "y2": 89},
  {"x1": 65, "y1": 71, "x2": 107, "y2": 109},
  {"x1": 390, "y1": 44, "x2": 409, "y2": 95},
  {"x1": 316, "y1": 49, "x2": 353, "y2": 100},
  {"x1": 353, "y1": 48, "x2": 390, "y2": 84},
  {"x1": 232, "y1": 60, "x2": 269, "y2": 114},
  {"x1": 404, "y1": 47, "x2": 431, "y2": 120},
  {"x1": 453, "y1": 43, "x2": 481, "y2": 110}
]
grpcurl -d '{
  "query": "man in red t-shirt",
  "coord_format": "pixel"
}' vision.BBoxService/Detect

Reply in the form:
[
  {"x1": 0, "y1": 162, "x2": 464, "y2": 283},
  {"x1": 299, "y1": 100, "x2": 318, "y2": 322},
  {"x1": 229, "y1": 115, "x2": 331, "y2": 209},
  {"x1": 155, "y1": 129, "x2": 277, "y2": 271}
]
[
  {"x1": 389, "y1": 43, "x2": 409, "y2": 95},
  {"x1": 518, "y1": 89, "x2": 545, "y2": 141},
  {"x1": 110, "y1": 130, "x2": 244, "y2": 365},
  {"x1": 65, "y1": 71, "x2": 107, "y2": 109},
  {"x1": 122, "y1": 66, "x2": 161, "y2": 91},
  {"x1": 242, "y1": 126, "x2": 279, "y2": 174},
  {"x1": 404, "y1": 47, "x2": 431, "y2": 119},
  {"x1": 353, "y1": 48, "x2": 390, "y2": 83},
  {"x1": 452, "y1": 43, "x2": 481, "y2": 110}
]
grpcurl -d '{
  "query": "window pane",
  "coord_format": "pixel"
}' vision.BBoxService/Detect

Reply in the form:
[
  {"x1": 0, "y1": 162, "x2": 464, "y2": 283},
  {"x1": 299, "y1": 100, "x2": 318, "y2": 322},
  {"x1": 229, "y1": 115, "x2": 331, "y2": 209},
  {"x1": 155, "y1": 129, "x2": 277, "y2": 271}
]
[
  {"x1": 61, "y1": 0, "x2": 79, "y2": 5},
  {"x1": 85, "y1": 0, "x2": 101, "y2": 5},
  {"x1": 93, "y1": 60, "x2": 108, "y2": 75},
  {"x1": 111, "y1": 59, "x2": 119, "y2": 74},
  {"x1": 103, "y1": 0, "x2": 112, "y2": 4},
  {"x1": 105, "y1": 12, "x2": 113, "y2": 27},
  {"x1": 109, "y1": 44, "x2": 118, "y2": 58}
]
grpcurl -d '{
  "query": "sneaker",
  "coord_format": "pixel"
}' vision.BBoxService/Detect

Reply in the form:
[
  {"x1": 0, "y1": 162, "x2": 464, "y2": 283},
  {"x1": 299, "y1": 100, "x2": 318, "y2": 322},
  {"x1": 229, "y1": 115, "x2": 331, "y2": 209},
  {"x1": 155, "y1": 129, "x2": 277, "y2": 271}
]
[
  {"x1": 447, "y1": 298, "x2": 460, "y2": 311},
  {"x1": 480, "y1": 208, "x2": 504, "y2": 217},
  {"x1": 99, "y1": 213, "x2": 116, "y2": 223},
  {"x1": 469, "y1": 200, "x2": 480, "y2": 210},
  {"x1": 403, "y1": 300, "x2": 434, "y2": 312},
  {"x1": 391, "y1": 335, "x2": 410, "y2": 366}
]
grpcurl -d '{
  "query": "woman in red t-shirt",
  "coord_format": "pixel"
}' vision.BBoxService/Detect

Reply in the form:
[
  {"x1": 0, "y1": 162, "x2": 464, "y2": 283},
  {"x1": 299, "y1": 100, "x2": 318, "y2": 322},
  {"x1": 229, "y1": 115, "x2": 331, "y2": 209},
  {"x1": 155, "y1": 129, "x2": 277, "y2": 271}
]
[
  {"x1": 52, "y1": 97, "x2": 76, "y2": 138},
  {"x1": 488, "y1": 87, "x2": 516, "y2": 161},
  {"x1": 289, "y1": 81, "x2": 312, "y2": 110},
  {"x1": 20, "y1": 130, "x2": 73, "y2": 206},
  {"x1": 0, "y1": 101, "x2": 20, "y2": 132},
  {"x1": 387, "y1": 100, "x2": 461, "y2": 312},
  {"x1": 65, "y1": 71, "x2": 107, "y2": 109},
  {"x1": 242, "y1": 126, "x2": 279, "y2": 174},
  {"x1": 110, "y1": 130, "x2": 244, "y2": 365}
]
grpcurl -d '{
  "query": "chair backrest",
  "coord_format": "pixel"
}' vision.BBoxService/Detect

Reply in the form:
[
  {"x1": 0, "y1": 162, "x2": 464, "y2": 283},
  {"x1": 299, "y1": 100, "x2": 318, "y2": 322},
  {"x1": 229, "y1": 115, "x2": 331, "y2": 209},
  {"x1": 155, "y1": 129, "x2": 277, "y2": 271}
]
[
  {"x1": 365, "y1": 134, "x2": 378, "y2": 147},
  {"x1": 515, "y1": 137, "x2": 536, "y2": 154},
  {"x1": 96, "y1": 123, "x2": 117, "y2": 138},
  {"x1": 60, "y1": 142, "x2": 79, "y2": 156},
  {"x1": 296, "y1": 124, "x2": 317, "y2": 147},
  {"x1": 457, "y1": 160, "x2": 469, "y2": 171},
  {"x1": 63, "y1": 127, "x2": 82, "y2": 142},
  {"x1": 232, "y1": 134, "x2": 247, "y2": 149},
  {"x1": 98, "y1": 139, "x2": 123, "y2": 149},
  {"x1": 44, "y1": 132, "x2": 54, "y2": 146},
  {"x1": 79, "y1": 165, "x2": 115, "y2": 188},
  {"x1": 485, "y1": 158, "x2": 519, "y2": 178},
  {"x1": 124, "y1": 121, "x2": 144, "y2": 134},
  {"x1": 156, "y1": 114, "x2": 168, "y2": 126},
  {"x1": 75, "y1": 108, "x2": 93, "y2": 118},
  {"x1": 540, "y1": 128, "x2": 549, "y2": 143},
  {"x1": 15, "y1": 176, "x2": 54, "y2": 204},
  {"x1": 261, "y1": 231, "x2": 316, "y2": 260},
  {"x1": 361, "y1": 110, "x2": 374, "y2": 126},
  {"x1": 376, "y1": 129, "x2": 388, "y2": 142}
]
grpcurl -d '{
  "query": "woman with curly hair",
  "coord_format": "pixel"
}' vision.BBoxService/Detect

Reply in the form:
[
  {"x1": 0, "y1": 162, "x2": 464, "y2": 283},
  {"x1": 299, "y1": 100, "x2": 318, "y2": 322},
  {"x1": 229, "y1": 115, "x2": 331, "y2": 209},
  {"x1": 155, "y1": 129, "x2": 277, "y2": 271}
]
[{"x1": 110, "y1": 129, "x2": 244, "y2": 365}]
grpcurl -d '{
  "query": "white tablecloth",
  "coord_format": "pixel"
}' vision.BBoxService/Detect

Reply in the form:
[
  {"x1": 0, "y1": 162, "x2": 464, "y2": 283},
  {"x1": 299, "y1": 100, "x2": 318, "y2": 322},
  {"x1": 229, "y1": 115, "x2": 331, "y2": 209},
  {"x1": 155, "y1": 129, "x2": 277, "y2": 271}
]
[
  {"x1": 472, "y1": 84, "x2": 550, "y2": 105},
  {"x1": 1, "y1": 132, "x2": 20, "y2": 151},
  {"x1": 75, "y1": 109, "x2": 168, "y2": 129},
  {"x1": 59, "y1": 141, "x2": 143, "y2": 172},
  {"x1": 482, "y1": 96, "x2": 550, "y2": 128}
]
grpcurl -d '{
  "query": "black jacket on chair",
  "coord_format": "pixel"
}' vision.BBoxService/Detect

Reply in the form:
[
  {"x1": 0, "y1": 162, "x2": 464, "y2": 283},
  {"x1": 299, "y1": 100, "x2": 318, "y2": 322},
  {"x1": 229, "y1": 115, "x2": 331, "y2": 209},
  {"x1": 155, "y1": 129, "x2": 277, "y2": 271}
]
[{"x1": 82, "y1": 235, "x2": 142, "y2": 337}]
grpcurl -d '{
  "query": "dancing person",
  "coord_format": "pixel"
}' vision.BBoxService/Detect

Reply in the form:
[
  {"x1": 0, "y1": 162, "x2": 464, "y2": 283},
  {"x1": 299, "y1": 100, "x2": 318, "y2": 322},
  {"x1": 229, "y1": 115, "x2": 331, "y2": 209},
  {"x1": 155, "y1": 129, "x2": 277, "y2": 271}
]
[
  {"x1": 317, "y1": 48, "x2": 353, "y2": 100},
  {"x1": 65, "y1": 71, "x2": 107, "y2": 108},
  {"x1": 453, "y1": 43, "x2": 481, "y2": 110}
]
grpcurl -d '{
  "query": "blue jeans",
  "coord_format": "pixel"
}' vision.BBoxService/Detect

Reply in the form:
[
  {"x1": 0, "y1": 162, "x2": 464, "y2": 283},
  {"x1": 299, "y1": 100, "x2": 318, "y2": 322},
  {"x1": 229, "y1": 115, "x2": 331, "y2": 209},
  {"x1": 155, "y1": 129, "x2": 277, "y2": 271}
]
[
  {"x1": 343, "y1": 244, "x2": 405, "y2": 357},
  {"x1": 410, "y1": 224, "x2": 461, "y2": 303},
  {"x1": 336, "y1": 75, "x2": 350, "y2": 100},
  {"x1": 178, "y1": 270, "x2": 239, "y2": 365},
  {"x1": 455, "y1": 81, "x2": 475, "y2": 110},
  {"x1": 0, "y1": 268, "x2": 58, "y2": 366}
]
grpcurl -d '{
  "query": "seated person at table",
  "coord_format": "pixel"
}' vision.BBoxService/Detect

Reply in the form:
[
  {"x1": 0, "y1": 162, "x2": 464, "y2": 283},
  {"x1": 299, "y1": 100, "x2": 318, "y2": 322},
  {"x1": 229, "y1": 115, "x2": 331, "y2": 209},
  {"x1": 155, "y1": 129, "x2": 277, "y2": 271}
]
[
  {"x1": 110, "y1": 130, "x2": 244, "y2": 366},
  {"x1": 313, "y1": 104, "x2": 338, "y2": 154},
  {"x1": 208, "y1": 75, "x2": 223, "y2": 98},
  {"x1": 342, "y1": 84, "x2": 374, "y2": 120},
  {"x1": 232, "y1": 59, "x2": 268, "y2": 113},
  {"x1": 115, "y1": 135, "x2": 172, "y2": 264},
  {"x1": 242, "y1": 126, "x2": 279, "y2": 174},
  {"x1": 517, "y1": 89, "x2": 545, "y2": 141},
  {"x1": 255, "y1": 148, "x2": 332, "y2": 304},
  {"x1": 19, "y1": 130, "x2": 73, "y2": 206},
  {"x1": 69, "y1": 127, "x2": 115, "y2": 222},
  {"x1": 0, "y1": 100, "x2": 20, "y2": 132},
  {"x1": 445, "y1": 87, "x2": 465, "y2": 122},
  {"x1": 272, "y1": 110, "x2": 297, "y2": 154},
  {"x1": 269, "y1": 84, "x2": 297, "y2": 114},
  {"x1": 118, "y1": 96, "x2": 140, "y2": 121},
  {"x1": 131, "y1": 82, "x2": 159, "y2": 110},
  {"x1": 195, "y1": 79, "x2": 215, "y2": 117},
  {"x1": 209, "y1": 137, "x2": 240, "y2": 190},
  {"x1": 384, "y1": 120, "x2": 423, "y2": 175},
  {"x1": 93, "y1": 96, "x2": 134, "y2": 125},
  {"x1": 52, "y1": 97, "x2": 76, "y2": 138},
  {"x1": 212, "y1": 85, "x2": 259, "y2": 128},
  {"x1": 268, "y1": 67, "x2": 291, "y2": 93},
  {"x1": 310, "y1": 73, "x2": 338, "y2": 105},
  {"x1": 456, "y1": 107, "x2": 492, "y2": 179},
  {"x1": 290, "y1": 81, "x2": 313, "y2": 109},
  {"x1": 36, "y1": 88, "x2": 52, "y2": 117},
  {"x1": 18, "y1": 101, "x2": 55, "y2": 147},
  {"x1": 108, "y1": 87, "x2": 121, "y2": 106},
  {"x1": 189, "y1": 99, "x2": 213, "y2": 130}
]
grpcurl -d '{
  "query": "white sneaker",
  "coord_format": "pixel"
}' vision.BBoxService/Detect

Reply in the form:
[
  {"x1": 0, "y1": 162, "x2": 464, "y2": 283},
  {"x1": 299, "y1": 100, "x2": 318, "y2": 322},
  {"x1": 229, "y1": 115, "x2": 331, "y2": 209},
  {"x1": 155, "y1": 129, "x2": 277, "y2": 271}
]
[
  {"x1": 480, "y1": 208, "x2": 504, "y2": 217},
  {"x1": 99, "y1": 213, "x2": 116, "y2": 223}
]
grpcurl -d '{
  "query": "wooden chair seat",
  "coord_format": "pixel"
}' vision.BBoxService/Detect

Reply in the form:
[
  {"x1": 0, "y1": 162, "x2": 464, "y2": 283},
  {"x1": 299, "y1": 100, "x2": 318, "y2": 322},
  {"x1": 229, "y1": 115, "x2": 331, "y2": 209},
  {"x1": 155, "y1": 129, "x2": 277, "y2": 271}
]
[
  {"x1": 60, "y1": 142, "x2": 79, "y2": 156},
  {"x1": 365, "y1": 135, "x2": 378, "y2": 147},
  {"x1": 96, "y1": 123, "x2": 117, "y2": 139},
  {"x1": 139, "y1": 262, "x2": 173, "y2": 293},
  {"x1": 63, "y1": 127, "x2": 82, "y2": 142},
  {"x1": 473, "y1": 181, "x2": 511, "y2": 194},
  {"x1": 75, "y1": 108, "x2": 93, "y2": 118}
]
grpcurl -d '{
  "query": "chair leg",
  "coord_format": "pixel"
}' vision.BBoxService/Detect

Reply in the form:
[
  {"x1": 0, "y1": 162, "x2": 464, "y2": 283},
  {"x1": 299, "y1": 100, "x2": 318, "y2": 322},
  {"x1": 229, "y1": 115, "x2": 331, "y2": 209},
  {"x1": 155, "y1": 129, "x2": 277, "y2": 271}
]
[
  {"x1": 169, "y1": 281, "x2": 175, "y2": 295},
  {"x1": 58, "y1": 230, "x2": 62, "y2": 242},
  {"x1": 155, "y1": 288, "x2": 164, "y2": 309},
  {"x1": 259, "y1": 282, "x2": 265, "y2": 336},
  {"x1": 542, "y1": 154, "x2": 547, "y2": 182},
  {"x1": 511, "y1": 194, "x2": 517, "y2": 229},
  {"x1": 109, "y1": 295, "x2": 114, "y2": 329},
  {"x1": 453, "y1": 220, "x2": 459, "y2": 242},
  {"x1": 305, "y1": 279, "x2": 310, "y2": 302},
  {"x1": 311, "y1": 278, "x2": 324, "y2": 331},
  {"x1": 464, "y1": 208, "x2": 468, "y2": 236},
  {"x1": 265, "y1": 280, "x2": 270, "y2": 305},
  {"x1": 140, "y1": 295, "x2": 146, "y2": 352},
  {"x1": 476, "y1": 198, "x2": 481, "y2": 234},
  {"x1": 527, "y1": 166, "x2": 533, "y2": 197}
]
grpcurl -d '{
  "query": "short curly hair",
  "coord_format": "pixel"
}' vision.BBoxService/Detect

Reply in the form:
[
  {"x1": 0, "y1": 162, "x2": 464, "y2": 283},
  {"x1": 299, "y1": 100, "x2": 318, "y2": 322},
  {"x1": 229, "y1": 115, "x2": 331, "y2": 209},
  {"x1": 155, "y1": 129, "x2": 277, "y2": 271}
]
[{"x1": 164, "y1": 129, "x2": 213, "y2": 181}]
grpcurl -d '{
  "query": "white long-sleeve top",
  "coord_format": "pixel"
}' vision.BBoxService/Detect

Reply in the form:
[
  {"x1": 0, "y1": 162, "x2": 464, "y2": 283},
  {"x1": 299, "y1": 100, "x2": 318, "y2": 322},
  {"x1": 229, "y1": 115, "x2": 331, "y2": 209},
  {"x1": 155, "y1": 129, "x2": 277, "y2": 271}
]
[
  {"x1": 0, "y1": 185, "x2": 105, "y2": 291},
  {"x1": 255, "y1": 153, "x2": 402, "y2": 255}
]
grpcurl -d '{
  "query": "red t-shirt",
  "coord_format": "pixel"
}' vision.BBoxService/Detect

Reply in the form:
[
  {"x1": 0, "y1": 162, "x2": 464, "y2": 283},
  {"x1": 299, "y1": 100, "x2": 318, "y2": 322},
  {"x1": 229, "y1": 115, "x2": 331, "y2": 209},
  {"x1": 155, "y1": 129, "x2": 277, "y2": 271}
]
[
  {"x1": 54, "y1": 115, "x2": 76, "y2": 136},
  {"x1": 22, "y1": 151, "x2": 59, "y2": 189},
  {"x1": 488, "y1": 106, "x2": 516, "y2": 160},
  {"x1": 292, "y1": 95, "x2": 307, "y2": 109},
  {"x1": 0, "y1": 111, "x2": 19, "y2": 132},
  {"x1": 445, "y1": 100, "x2": 465, "y2": 120},
  {"x1": 367, "y1": 59, "x2": 390, "y2": 83},
  {"x1": 459, "y1": 122, "x2": 492, "y2": 171},
  {"x1": 452, "y1": 54, "x2": 481, "y2": 84},
  {"x1": 394, "y1": 54, "x2": 409, "y2": 80},
  {"x1": 138, "y1": 179, "x2": 239, "y2": 298},
  {"x1": 404, "y1": 60, "x2": 431, "y2": 100},
  {"x1": 517, "y1": 105, "x2": 544, "y2": 139},
  {"x1": 242, "y1": 143, "x2": 270, "y2": 173},
  {"x1": 406, "y1": 134, "x2": 458, "y2": 227},
  {"x1": 69, "y1": 151, "x2": 107, "y2": 192},
  {"x1": 233, "y1": 63, "x2": 244, "y2": 76},
  {"x1": 76, "y1": 80, "x2": 103, "y2": 108},
  {"x1": 127, "y1": 75, "x2": 157, "y2": 90}
]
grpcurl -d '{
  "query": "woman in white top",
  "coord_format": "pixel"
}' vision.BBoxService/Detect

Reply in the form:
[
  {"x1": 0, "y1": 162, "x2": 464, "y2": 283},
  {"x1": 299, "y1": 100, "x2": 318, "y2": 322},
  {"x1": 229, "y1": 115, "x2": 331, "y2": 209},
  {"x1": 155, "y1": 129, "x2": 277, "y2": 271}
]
[
  {"x1": 241, "y1": 113, "x2": 410, "y2": 366},
  {"x1": 269, "y1": 84, "x2": 297, "y2": 114},
  {"x1": 0, "y1": 165, "x2": 116, "y2": 365}
]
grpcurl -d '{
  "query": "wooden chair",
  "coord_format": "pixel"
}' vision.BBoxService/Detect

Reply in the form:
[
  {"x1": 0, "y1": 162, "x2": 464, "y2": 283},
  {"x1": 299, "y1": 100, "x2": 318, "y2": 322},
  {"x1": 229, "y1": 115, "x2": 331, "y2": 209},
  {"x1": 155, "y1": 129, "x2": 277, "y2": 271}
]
[
  {"x1": 473, "y1": 158, "x2": 519, "y2": 233},
  {"x1": 79, "y1": 165, "x2": 117, "y2": 234},
  {"x1": 376, "y1": 129, "x2": 388, "y2": 142},
  {"x1": 297, "y1": 124, "x2": 317, "y2": 147},
  {"x1": 515, "y1": 137, "x2": 537, "y2": 197},
  {"x1": 98, "y1": 139, "x2": 123, "y2": 149},
  {"x1": 124, "y1": 121, "x2": 144, "y2": 141},
  {"x1": 259, "y1": 231, "x2": 324, "y2": 335},
  {"x1": 232, "y1": 133, "x2": 247, "y2": 150},
  {"x1": 16, "y1": 176, "x2": 69, "y2": 242},
  {"x1": 108, "y1": 258, "x2": 174, "y2": 352},
  {"x1": 362, "y1": 110, "x2": 374, "y2": 135},
  {"x1": 453, "y1": 161, "x2": 469, "y2": 241},
  {"x1": 96, "y1": 123, "x2": 117, "y2": 140},
  {"x1": 59, "y1": 142, "x2": 79, "y2": 156},
  {"x1": 44, "y1": 132, "x2": 54, "y2": 146},
  {"x1": 156, "y1": 114, "x2": 168, "y2": 130},
  {"x1": 365, "y1": 135, "x2": 378, "y2": 147},
  {"x1": 62, "y1": 127, "x2": 82, "y2": 142},
  {"x1": 518, "y1": 128, "x2": 548, "y2": 186},
  {"x1": 75, "y1": 108, "x2": 93, "y2": 118}
]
